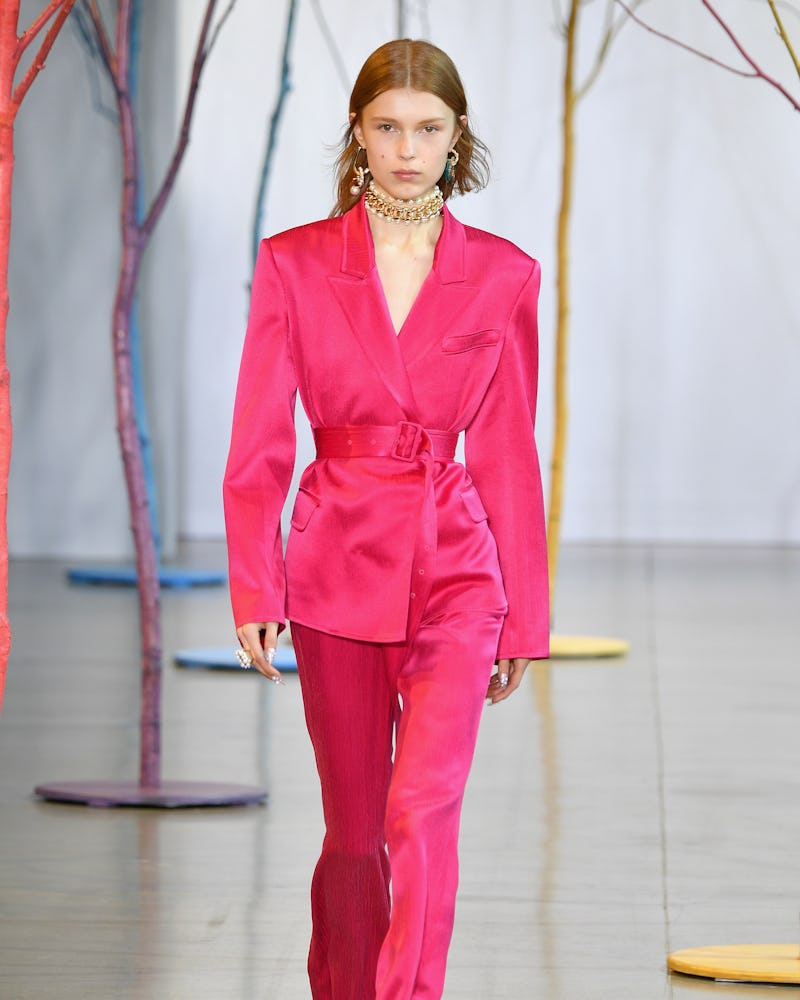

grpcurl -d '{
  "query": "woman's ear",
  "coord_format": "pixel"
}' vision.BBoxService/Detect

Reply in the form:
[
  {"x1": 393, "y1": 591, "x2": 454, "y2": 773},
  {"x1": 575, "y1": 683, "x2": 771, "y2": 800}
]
[
  {"x1": 453, "y1": 114, "x2": 467, "y2": 147},
  {"x1": 352, "y1": 116, "x2": 364, "y2": 147}
]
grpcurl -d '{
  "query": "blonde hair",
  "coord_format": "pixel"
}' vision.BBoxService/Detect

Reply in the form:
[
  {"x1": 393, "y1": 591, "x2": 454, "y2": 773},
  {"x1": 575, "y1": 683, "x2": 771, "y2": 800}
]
[{"x1": 331, "y1": 39, "x2": 490, "y2": 217}]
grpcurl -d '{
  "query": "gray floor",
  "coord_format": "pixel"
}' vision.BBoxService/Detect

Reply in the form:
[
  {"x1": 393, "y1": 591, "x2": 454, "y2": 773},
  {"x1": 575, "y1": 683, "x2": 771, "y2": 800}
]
[{"x1": 0, "y1": 542, "x2": 798, "y2": 999}]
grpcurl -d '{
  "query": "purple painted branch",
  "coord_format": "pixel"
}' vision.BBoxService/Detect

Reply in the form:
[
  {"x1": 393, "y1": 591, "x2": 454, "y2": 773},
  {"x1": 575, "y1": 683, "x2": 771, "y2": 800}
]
[
  {"x1": 86, "y1": 0, "x2": 116, "y2": 84},
  {"x1": 141, "y1": 0, "x2": 222, "y2": 240},
  {"x1": 700, "y1": 0, "x2": 799, "y2": 109},
  {"x1": 109, "y1": 1, "x2": 162, "y2": 787},
  {"x1": 613, "y1": 1, "x2": 757, "y2": 77},
  {"x1": 614, "y1": 0, "x2": 800, "y2": 112},
  {"x1": 11, "y1": 0, "x2": 78, "y2": 110},
  {"x1": 89, "y1": 0, "x2": 237, "y2": 786}
]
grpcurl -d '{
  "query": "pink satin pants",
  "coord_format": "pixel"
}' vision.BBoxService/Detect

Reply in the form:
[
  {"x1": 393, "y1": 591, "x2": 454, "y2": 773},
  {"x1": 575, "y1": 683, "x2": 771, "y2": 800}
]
[{"x1": 293, "y1": 609, "x2": 503, "y2": 1000}]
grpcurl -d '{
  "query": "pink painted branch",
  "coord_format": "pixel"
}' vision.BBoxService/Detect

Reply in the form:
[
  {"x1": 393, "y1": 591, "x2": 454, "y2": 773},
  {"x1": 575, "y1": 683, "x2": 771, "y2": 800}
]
[
  {"x1": 14, "y1": 0, "x2": 65, "y2": 59},
  {"x1": 141, "y1": 0, "x2": 222, "y2": 240},
  {"x1": 11, "y1": 0, "x2": 78, "y2": 111},
  {"x1": 614, "y1": 0, "x2": 800, "y2": 112}
]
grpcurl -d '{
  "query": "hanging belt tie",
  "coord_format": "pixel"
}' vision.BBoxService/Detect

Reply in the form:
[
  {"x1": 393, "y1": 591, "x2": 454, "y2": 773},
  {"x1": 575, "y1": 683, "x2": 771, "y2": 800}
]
[
  {"x1": 313, "y1": 422, "x2": 458, "y2": 462},
  {"x1": 313, "y1": 422, "x2": 455, "y2": 630}
]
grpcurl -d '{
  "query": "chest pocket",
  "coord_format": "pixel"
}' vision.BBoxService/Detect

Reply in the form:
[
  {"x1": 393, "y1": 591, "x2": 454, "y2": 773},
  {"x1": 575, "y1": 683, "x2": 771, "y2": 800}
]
[{"x1": 441, "y1": 328, "x2": 501, "y2": 354}]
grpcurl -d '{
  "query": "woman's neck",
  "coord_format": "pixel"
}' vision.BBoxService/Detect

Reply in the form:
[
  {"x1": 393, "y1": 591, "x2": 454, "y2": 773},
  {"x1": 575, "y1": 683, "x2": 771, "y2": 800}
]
[{"x1": 364, "y1": 182, "x2": 444, "y2": 252}]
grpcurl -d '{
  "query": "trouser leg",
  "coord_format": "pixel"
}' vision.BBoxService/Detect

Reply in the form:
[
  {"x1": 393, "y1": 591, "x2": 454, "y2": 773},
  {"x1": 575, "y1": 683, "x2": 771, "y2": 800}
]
[
  {"x1": 375, "y1": 610, "x2": 504, "y2": 1000},
  {"x1": 293, "y1": 623, "x2": 399, "y2": 1000}
]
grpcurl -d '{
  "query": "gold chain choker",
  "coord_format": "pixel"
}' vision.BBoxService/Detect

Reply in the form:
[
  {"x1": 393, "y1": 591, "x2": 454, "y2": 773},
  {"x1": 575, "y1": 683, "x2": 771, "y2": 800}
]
[{"x1": 364, "y1": 181, "x2": 443, "y2": 225}]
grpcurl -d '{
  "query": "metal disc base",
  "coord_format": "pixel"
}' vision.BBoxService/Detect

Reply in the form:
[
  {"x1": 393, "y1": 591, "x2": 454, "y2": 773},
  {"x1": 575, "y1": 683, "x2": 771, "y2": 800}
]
[{"x1": 34, "y1": 780, "x2": 267, "y2": 809}]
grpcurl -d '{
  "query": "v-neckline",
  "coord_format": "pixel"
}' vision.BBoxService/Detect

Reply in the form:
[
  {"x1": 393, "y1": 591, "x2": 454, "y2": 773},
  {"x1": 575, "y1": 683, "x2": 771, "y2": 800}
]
[
  {"x1": 367, "y1": 213, "x2": 447, "y2": 339},
  {"x1": 372, "y1": 265, "x2": 434, "y2": 339}
]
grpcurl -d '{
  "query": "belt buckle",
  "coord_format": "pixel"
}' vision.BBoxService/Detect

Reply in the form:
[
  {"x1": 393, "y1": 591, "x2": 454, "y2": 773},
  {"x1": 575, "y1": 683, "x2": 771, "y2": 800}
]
[{"x1": 392, "y1": 421, "x2": 425, "y2": 461}]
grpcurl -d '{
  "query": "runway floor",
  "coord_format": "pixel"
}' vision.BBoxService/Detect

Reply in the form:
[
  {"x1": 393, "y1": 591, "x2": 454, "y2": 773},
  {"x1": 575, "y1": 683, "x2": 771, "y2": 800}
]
[{"x1": 0, "y1": 541, "x2": 798, "y2": 999}]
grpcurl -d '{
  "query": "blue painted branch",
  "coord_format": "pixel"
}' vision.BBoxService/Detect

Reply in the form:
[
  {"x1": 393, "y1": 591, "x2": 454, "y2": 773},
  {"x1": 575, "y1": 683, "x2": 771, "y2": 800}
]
[{"x1": 251, "y1": 0, "x2": 298, "y2": 268}]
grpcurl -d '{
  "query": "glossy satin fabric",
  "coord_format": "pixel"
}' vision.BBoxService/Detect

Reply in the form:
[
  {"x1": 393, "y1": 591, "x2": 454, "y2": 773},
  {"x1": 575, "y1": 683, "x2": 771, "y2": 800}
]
[
  {"x1": 294, "y1": 610, "x2": 504, "y2": 1000},
  {"x1": 223, "y1": 198, "x2": 549, "y2": 659}
]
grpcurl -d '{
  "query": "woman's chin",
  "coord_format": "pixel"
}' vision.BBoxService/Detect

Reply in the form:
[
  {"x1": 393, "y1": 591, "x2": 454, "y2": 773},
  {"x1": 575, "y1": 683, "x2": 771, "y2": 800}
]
[{"x1": 376, "y1": 175, "x2": 437, "y2": 200}]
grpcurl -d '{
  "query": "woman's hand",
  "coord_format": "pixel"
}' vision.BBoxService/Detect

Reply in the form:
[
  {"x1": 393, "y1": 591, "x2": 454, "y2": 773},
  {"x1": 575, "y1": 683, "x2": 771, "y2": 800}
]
[
  {"x1": 236, "y1": 622, "x2": 283, "y2": 684},
  {"x1": 486, "y1": 657, "x2": 531, "y2": 705}
]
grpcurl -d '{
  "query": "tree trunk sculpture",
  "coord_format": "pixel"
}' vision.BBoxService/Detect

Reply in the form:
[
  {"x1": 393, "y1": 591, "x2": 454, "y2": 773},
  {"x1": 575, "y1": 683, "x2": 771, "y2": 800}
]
[
  {"x1": 0, "y1": 0, "x2": 78, "y2": 712},
  {"x1": 84, "y1": 0, "x2": 236, "y2": 786}
]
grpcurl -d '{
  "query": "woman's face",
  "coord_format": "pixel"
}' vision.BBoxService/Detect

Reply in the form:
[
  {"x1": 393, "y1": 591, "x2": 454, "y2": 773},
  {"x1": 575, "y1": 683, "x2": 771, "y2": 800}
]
[{"x1": 353, "y1": 88, "x2": 464, "y2": 201}]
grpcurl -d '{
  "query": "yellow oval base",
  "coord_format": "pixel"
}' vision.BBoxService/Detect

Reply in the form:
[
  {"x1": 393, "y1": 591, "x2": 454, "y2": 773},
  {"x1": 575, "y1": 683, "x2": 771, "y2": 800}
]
[
  {"x1": 549, "y1": 634, "x2": 629, "y2": 659},
  {"x1": 668, "y1": 944, "x2": 800, "y2": 984}
]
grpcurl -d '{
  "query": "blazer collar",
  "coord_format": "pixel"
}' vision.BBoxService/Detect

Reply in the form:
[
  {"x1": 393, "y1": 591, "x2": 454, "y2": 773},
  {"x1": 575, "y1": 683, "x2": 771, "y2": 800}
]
[
  {"x1": 340, "y1": 197, "x2": 467, "y2": 284},
  {"x1": 330, "y1": 197, "x2": 475, "y2": 417}
]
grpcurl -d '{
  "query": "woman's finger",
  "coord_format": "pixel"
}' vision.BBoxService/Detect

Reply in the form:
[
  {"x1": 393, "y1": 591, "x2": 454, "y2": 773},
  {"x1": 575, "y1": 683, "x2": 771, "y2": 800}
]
[
  {"x1": 236, "y1": 621, "x2": 284, "y2": 685},
  {"x1": 487, "y1": 658, "x2": 530, "y2": 704}
]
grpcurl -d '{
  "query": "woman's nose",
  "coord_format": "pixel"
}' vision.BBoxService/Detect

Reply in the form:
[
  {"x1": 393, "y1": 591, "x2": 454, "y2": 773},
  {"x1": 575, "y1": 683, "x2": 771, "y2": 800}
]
[{"x1": 398, "y1": 132, "x2": 415, "y2": 159}]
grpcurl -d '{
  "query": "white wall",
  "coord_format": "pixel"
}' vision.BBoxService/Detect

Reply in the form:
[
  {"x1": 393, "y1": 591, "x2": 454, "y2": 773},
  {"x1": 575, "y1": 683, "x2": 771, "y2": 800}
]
[{"x1": 7, "y1": 1, "x2": 800, "y2": 557}]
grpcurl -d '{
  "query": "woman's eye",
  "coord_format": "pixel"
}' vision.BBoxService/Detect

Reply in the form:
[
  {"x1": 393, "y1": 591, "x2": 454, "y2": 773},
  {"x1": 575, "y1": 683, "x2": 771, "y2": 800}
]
[
  {"x1": 422, "y1": 125, "x2": 438, "y2": 134},
  {"x1": 379, "y1": 123, "x2": 394, "y2": 132}
]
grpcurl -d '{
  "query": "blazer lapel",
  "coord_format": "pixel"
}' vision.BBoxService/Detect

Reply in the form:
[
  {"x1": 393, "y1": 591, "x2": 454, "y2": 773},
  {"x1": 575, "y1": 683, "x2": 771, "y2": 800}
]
[
  {"x1": 328, "y1": 201, "x2": 419, "y2": 418},
  {"x1": 398, "y1": 206, "x2": 479, "y2": 368}
]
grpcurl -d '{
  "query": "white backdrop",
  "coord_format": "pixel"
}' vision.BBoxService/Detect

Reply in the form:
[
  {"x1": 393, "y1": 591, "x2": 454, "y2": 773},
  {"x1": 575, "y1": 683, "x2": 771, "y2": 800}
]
[{"x1": 8, "y1": 1, "x2": 800, "y2": 557}]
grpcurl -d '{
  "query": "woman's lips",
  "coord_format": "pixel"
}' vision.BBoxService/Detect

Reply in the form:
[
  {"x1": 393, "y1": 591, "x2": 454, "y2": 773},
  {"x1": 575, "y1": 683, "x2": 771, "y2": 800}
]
[{"x1": 393, "y1": 171, "x2": 420, "y2": 180}]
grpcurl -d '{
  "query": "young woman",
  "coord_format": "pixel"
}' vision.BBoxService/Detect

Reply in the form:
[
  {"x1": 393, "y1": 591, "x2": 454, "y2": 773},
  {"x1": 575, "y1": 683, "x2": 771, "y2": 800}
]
[{"x1": 224, "y1": 38, "x2": 549, "y2": 1000}]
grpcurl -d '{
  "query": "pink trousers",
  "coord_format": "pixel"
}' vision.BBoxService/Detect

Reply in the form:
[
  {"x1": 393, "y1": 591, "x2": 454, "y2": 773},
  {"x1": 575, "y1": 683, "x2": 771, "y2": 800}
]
[{"x1": 293, "y1": 609, "x2": 503, "y2": 1000}]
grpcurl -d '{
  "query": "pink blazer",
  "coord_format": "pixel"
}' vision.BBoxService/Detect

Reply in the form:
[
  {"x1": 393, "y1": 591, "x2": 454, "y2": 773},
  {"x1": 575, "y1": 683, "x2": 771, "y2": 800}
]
[{"x1": 224, "y1": 199, "x2": 549, "y2": 660}]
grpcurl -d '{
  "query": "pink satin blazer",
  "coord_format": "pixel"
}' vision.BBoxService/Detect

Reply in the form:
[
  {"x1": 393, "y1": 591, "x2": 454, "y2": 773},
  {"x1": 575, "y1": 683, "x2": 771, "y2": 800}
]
[{"x1": 223, "y1": 199, "x2": 549, "y2": 660}]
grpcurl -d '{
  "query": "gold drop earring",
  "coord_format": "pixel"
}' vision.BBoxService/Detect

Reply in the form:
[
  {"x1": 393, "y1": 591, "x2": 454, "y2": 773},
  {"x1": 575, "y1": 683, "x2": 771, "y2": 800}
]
[{"x1": 350, "y1": 147, "x2": 370, "y2": 195}]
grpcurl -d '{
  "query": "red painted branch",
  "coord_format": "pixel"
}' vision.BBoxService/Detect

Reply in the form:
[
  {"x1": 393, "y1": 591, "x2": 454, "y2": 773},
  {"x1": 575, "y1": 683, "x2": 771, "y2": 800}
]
[
  {"x1": 0, "y1": 115, "x2": 14, "y2": 711},
  {"x1": 14, "y1": 0, "x2": 64, "y2": 61},
  {"x1": 11, "y1": 0, "x2": 78, "y2": 111},
  {"x1": 1, "y1": 0, "x2": 76, "y2": 710}
]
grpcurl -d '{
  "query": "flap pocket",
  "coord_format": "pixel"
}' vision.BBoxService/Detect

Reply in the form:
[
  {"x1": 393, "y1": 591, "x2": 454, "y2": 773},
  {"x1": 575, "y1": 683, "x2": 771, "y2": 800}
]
[
  {"x1": 442, "y1": 328, "x2": 501, "y2": 354},
  {"x1": 460, "y1": 485, "x2": 488, "y2": 523},
  {"x1": 290, "y1": 487, "x2": 320, "y2": 531}
]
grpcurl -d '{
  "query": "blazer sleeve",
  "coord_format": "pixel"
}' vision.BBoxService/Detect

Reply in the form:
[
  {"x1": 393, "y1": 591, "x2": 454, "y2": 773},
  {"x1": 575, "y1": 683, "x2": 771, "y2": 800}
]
[
  {"x1": 223, "y1": 239, "x2": 297, "y2": 630},
  {"x1": 464, "y1": 259, "x2": 550, "y2": 660}
]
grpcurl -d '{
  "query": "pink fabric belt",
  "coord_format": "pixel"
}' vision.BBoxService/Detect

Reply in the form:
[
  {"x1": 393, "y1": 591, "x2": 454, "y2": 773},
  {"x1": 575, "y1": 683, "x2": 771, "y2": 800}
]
[{"x1": 313, "y1": 422, "x2": 458, "y2": 462}]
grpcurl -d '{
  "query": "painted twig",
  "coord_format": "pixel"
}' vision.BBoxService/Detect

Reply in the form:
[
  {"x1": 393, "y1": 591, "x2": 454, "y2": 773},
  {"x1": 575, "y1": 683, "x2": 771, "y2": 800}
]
[
  {"x1": 0, "y1": 0, "x2": 78, "y2": 711},
  {"x1": 83, "y1": 0, "x2": 237, "y2": 784},
  {"x1": 614, "y1": 0, "x2": 800, "y2": 112}
]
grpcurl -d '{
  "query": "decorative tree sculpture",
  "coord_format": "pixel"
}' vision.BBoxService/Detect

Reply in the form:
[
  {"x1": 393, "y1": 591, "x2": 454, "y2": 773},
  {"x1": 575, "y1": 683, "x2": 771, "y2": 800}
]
[
  {"x1": 34, "y1": 0, "x2": 264, "y2": 805},
  {"x1": 0, "y1": 0, "x2": 78, "y2": 712},
  {"x1": 548, "y1": 0, "x2": 640, "y2": 658},
  {"x1": 612, "y1": 0, "x2": 800, "y2": 983}
]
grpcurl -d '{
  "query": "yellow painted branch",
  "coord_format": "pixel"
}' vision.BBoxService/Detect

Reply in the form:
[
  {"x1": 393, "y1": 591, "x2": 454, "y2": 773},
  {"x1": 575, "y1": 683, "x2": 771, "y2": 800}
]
[
  {"x1": 547, "y1": 0, "x2": 579, "y2": 610},
  {"x1": 767, "y1": 0, "x2": 800, "y2": 82}
]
